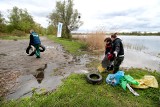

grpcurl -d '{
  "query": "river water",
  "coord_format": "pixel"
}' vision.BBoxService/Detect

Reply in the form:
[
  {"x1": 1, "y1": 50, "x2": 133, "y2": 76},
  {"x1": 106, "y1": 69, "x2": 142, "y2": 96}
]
[{"x1": 116, "y1": 36, "x2": 160, "y2": 71}]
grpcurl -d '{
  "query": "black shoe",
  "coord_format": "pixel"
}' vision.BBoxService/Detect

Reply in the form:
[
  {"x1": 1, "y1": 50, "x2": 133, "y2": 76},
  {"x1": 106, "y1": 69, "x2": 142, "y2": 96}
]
[
  {"x1": 107, "y1": 65, "x2": 113, "y2": 71},
  {"x1": 109, "y1": 65, "x2": 113, "y2": 70},
  {"x1": 36, "y1": 56, "x2": 41, "y2": 58}
]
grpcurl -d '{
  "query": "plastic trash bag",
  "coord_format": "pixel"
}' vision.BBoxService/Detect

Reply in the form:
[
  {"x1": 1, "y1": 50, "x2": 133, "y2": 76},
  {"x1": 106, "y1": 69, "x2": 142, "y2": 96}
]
[
  {"x1": 120, "y1": 75, "x2": 139, "y2": 90},
  {"x1": 120, "y1": 77, "x2": 128, "y2": 90},
  {"x1": 106, "y1": 71, "x2": 124, "y2": 86},
  {"x1": 97, "y1": 64, "x2": 106, "y2": 73},
  {"x1": 131, "y1": 75, "x2": 158, "y2": 89}
]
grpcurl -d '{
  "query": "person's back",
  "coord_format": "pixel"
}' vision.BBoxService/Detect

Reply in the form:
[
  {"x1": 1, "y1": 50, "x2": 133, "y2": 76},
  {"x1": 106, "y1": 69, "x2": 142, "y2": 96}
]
[
  {"x1": 112, "y1": 38, "x2": 124, "y2": 56},
  {"x1": 111, "y1": 33, "x2": 124, "y2": 73},
  {"x1": 29, "y1": 29, "x2": 41, "y2": 58},
  {"x1": 30, "y1": 31, "x2": 41, "y2": 45}
]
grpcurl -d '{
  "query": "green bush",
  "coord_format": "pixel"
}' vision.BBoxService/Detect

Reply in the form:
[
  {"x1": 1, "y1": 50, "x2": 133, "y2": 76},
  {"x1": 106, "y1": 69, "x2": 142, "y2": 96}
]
[{"x1": 12, "y1": 30, "x2": 26, "y2": 37}]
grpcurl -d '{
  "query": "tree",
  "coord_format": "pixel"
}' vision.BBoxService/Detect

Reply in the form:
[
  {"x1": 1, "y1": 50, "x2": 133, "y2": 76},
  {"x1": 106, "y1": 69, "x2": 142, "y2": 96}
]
[
  {"x1": 49, "y1": 0, "x2": 83, "y2": 39},
  {"x1": 0, "y1": 12, "x2": 6, "y2": 33},
  {"x1": 47, "y1": 24, "x2": 57, "y2": 35},
  {"x1": 8, "y1": 6, "x2": 35, "y2": 33}
]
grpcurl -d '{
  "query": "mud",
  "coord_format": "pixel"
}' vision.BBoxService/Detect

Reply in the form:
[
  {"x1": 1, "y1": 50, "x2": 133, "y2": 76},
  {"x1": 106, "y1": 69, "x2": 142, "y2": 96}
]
[{"x1": 0, "y1": 37, "x2": 93, "y2": 100}]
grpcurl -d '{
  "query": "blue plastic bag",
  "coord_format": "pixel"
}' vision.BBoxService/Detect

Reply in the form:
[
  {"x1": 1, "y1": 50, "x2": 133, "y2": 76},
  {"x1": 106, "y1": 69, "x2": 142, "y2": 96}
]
[{"x1": 106, "y1": 71, "x2": 124, "y2": 86}]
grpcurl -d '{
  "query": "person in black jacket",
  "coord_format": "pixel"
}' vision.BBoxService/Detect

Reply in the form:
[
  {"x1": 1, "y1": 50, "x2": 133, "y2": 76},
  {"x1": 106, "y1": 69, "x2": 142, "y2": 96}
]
[
  {"x1": 111, "y1": 33, "x2": 124, "y2": 73},
  {"x1": 29, "y1": 29, "x2": 41, "y2": 58}
]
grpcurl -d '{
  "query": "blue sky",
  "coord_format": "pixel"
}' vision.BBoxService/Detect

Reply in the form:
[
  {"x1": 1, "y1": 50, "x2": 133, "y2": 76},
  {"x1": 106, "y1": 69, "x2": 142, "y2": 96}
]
[{"x1": 0, "y1": 0, "x2": 160, "y2": 33}]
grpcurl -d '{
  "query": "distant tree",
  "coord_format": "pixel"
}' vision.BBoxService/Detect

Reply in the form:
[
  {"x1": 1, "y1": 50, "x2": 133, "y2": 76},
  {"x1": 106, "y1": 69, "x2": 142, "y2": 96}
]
[
  {"x1": 8, "y1": 6, "x2": 35, "y2": 33},
  {"x1": 47, "y1": 24, "x2": 57, "y2": 35},
  {"x1": 49, "y1": 0, "x2": 83, "y2": 39},
  {"x1": 0, "y1": 12, "x2": 6, "y2": 33}
]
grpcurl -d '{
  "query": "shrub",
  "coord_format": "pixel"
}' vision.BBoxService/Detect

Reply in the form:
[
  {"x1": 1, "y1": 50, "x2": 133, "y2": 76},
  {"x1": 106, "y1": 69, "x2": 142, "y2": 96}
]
[{"x1": 12, "y1": 30, "x2": 26, "y2": 37}]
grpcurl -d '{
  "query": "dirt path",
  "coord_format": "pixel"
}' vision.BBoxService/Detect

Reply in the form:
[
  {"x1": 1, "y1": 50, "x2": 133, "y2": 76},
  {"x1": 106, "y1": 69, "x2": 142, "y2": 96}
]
[{"x1": 0, "y1": 37, "x2": 91, "y2": 100}]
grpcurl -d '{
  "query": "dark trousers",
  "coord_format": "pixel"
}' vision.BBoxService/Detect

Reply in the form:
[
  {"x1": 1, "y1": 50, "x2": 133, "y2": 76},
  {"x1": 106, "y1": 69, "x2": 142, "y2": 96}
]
[
  {"x1": 113, "y1": 57, "x2": 124, "y2": 73},
  {"x1": 34, "y1": 44, "x2": 40, "y2": 58}
]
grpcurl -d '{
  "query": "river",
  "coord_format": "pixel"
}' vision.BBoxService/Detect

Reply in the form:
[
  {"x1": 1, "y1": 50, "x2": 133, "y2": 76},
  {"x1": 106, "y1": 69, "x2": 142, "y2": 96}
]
[{"x1": 117, "y1": 36, "x2": 160, "y2": 71}]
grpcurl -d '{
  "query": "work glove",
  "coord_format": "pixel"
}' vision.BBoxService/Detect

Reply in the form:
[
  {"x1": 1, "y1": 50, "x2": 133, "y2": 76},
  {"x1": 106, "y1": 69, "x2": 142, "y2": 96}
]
[
  {"x1": 107, "y1": 54, "x2": 113, "y2": 60},
  {"x1": 114, "y1": 51, "x2": 118, "y2": 57}
]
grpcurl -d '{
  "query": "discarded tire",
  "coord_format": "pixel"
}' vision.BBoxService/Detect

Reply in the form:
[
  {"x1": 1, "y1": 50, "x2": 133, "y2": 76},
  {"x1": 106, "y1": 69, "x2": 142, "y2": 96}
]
[
  {"x1": 86, "y1": 73, "x2": 102, "y2": 84},
  {"x1": 39, "y1": 44, "x2": 45, "y2": 52},
  {"x1": 26, "y1": 45, "x2": 36, "y2": 56}
]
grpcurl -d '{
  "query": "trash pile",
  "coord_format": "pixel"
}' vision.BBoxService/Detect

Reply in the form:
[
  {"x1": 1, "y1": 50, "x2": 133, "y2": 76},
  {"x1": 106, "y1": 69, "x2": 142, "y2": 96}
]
[{"x1": 106, "y1": 71, "x2": 159, "y2": 96}]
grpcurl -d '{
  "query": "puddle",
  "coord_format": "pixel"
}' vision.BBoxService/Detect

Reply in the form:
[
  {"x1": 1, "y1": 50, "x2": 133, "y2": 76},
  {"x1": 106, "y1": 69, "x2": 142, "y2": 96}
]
[{"x1": 6, "y1": 54, "x2": 91, "y2": 100}]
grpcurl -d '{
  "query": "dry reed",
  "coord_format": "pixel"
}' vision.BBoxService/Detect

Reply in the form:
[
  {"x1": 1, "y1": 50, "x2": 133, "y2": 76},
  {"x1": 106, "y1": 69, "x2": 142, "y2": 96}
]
[{"x1": 73, "y1": 30, "x2": 108, "y2": 52}]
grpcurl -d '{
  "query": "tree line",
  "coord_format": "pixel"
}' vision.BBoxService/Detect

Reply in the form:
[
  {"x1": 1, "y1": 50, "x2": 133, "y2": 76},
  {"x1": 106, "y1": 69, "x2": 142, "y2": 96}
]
[
  {"x1": 119, "y1": 31, "x2": 160, "y2": 36},
  {"x1": 0, "y1": 6, "x2": 45, "y2": 36},
  {"x1": 0, "y1": 0, "x2": 83, "y2": 39}
]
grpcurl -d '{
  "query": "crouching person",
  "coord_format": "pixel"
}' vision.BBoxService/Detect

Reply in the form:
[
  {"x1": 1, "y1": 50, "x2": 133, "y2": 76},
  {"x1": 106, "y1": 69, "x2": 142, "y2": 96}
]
[
  {"x1": 29, "y1": 29, "x2": 41, "y2": 58},
  {"x1": 102, "y1": 37, "x2": 114, "y2": 71}
]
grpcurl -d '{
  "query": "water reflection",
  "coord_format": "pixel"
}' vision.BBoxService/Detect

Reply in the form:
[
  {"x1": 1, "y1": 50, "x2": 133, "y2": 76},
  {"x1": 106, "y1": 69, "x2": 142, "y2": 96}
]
[
  {"x1": 33, "y1": 72, "x2": 44, "y2": 84},
  {"x1": 33, "y1": 64, "x2": 47, "y2": 84}
]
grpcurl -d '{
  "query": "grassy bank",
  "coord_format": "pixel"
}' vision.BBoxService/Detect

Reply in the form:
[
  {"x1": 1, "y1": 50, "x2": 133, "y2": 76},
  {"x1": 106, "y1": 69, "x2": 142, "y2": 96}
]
[
  {"x1": 1, "y1": 68, "x2": 160, "y2": 107},
  {"x1": 47, "y1": 35, "x2": 88, "y2": 56}
]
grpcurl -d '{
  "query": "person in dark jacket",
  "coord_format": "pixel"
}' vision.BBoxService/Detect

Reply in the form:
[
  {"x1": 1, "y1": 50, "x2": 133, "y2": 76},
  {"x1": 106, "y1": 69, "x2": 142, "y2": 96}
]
[
  {"x1": 111, "y1": 33, "x2": 124, "y2": 73},
  {"x1": 102, "y1": 37, "x2": 114, "y2": 71},
  {"x1": 29, "y1": 29, "x2": 41, "y2": 58}
]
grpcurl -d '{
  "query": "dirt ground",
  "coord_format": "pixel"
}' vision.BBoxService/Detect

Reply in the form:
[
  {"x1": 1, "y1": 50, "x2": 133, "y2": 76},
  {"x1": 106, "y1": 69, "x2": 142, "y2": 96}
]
[{"x1": 0, "y1": 37, "x2": 92, "y2": 99}]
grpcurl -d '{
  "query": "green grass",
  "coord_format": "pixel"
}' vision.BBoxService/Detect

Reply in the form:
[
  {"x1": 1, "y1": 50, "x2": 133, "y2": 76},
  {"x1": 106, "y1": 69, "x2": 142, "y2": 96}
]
[
  {"x1": 2, "y1": 68, "x2": 160, "y2": 107},
  {"x1": 0, "y1": 35, "x2": 29, "y2": 40},
  {"x1": 47, "y1": 35, "x2": 88, "y2": 56}
]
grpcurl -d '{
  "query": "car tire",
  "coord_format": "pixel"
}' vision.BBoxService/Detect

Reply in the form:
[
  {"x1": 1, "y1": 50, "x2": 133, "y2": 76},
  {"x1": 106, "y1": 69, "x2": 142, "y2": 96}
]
[
  {"x1": 26, "y1": 45, "x2": 36, "y2": 56},
  {"x1": 39, "y1": 44, "x2": 45, "y2": 52},
  {"x1": 86, "y1": 73, "x2": 102, "y2": 84}
]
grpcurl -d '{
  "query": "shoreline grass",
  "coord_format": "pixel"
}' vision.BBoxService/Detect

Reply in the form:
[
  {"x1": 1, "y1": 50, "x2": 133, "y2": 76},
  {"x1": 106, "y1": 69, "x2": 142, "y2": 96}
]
[
  {"x1": 47, "y1": 35, "x2": 88, "y2": 56},
  {"x1": 1, "y1": 68, "x2": 159, "y2": 107}
]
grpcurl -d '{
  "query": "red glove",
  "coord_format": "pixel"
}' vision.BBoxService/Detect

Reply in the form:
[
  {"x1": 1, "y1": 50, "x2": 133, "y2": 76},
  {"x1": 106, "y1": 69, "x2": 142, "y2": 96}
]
[{"x1": 107, "y1": 54, "x2": 113, "y2": 60}]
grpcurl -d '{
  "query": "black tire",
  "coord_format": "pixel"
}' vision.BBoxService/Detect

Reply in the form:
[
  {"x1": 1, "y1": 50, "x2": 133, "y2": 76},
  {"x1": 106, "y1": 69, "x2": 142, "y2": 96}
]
[
  {"x1": 39, "y1": 44, "x2": 45, "y2": 52},
  {"x1": 26, "y1": 45, "x2": 36, "y2": 56},
  {"x1": 86, "y1": 73, "x2": 102, "y2": 84}
]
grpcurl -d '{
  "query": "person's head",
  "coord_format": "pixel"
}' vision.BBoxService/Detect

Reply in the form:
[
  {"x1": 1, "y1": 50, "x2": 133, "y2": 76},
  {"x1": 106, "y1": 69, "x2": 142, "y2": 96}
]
[
  {"x1": 111, "y1": 33, "x2": 117, "y2": 41},
  {"x1": 104, "y1": 37, "x2": 112, "y2": 44},
  {"x1": 30, "y1": 29, "x2": 34, "y2": 34}
]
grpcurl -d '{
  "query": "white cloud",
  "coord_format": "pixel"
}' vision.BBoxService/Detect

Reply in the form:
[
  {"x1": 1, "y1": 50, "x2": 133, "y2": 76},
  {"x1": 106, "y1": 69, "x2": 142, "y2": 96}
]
[
  {"x1": 0, "y1": 0, "x2": 160, "y2": 32},
  {"x1": 0, "y1": 0, "x2": 56, "y2": 27},
  {"x1": 74, "y1": 0, "x2": 160, "y2": 32}
]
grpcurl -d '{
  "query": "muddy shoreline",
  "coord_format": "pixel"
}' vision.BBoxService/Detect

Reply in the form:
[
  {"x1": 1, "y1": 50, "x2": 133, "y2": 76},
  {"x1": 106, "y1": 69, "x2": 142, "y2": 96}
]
[{"x1": 0, "y1": 37, "x2": 94, "y2": 100}]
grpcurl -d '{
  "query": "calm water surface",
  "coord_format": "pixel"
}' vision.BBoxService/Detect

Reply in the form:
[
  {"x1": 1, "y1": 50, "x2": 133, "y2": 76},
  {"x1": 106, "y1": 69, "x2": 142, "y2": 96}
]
[
  {"x1": 119, "y1": 36, "x2": 160, "y2": 71},
  {"x1": 120, "y1": 36, "x2": 160, "y2": 56}
]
